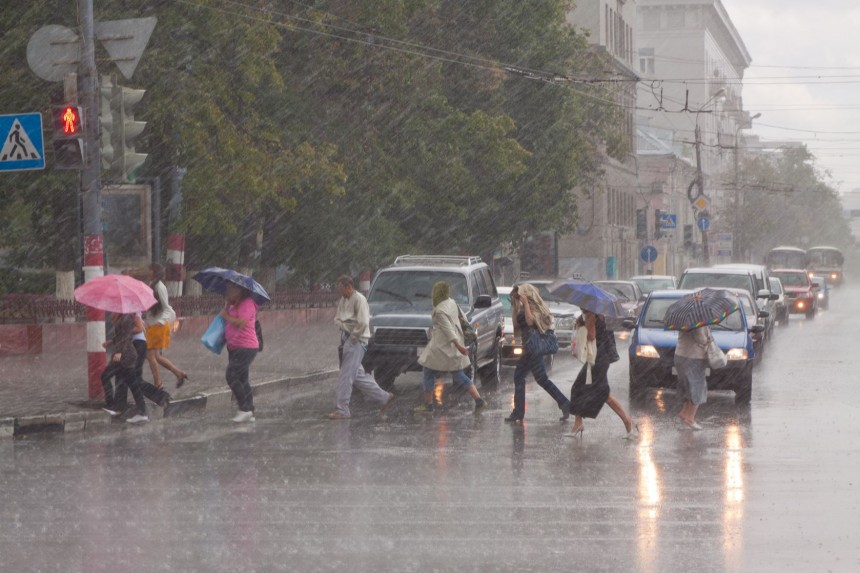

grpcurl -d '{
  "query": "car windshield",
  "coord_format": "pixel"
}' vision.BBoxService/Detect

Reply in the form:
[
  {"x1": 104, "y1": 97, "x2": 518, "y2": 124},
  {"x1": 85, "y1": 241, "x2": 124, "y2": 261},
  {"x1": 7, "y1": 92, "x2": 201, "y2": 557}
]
[
  {"x1": 499, "y1": 293, "x2": 513, "y2": 316},
  {"x1": 633, "y1": 277, "x2": 675, "y2": 293},
  {"x1": 771, "y1": 271, "x2": 808, "y2": 287},
  {"x1": 368, "y1": 271, "x2": 469, "y2": 308},
  {"x1": 595, "y1": 282, "x2": 636, "y2": 301},
  {"x1": 678, "y1": 272, "x2": 752, "y2": 292},
  {"x1": 642, "y1": 298, "x2": 744, "y2": 331}
]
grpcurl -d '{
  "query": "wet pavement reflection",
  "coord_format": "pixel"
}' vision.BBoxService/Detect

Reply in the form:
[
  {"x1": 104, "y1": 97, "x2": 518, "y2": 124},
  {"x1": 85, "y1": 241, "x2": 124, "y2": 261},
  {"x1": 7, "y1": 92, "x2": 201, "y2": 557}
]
[{"x1": 1, "y1": 285, "x2": 860, "y2": 571}]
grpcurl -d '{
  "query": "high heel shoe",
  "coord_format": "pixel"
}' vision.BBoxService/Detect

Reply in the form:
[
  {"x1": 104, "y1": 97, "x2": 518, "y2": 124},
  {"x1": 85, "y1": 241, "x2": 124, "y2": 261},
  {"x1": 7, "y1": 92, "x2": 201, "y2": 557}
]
[
  {"x1": 564, "y1": 425, "x2": 584, "y2": 438},
  {"x1": 504, "y1": 414, "x2": 523, "y2": 424},
  {"x1": 176, "y1": 373, "x2": 190, "y2": 388}
]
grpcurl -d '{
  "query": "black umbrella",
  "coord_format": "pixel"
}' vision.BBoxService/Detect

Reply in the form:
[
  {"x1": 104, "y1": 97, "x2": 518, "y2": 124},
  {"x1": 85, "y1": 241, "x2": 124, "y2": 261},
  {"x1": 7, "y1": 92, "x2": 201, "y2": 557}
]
[{"x1": 663, "y1": 288, "x2": 740, "y2": 331}]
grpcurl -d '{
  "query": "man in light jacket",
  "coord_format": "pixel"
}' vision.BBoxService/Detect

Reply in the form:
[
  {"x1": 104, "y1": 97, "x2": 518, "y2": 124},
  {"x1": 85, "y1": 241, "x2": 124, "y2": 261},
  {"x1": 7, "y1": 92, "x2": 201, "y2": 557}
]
[
  {"x1": 328, "y1": 275, "x2": 393, "y2": 420},
  {"x1": 414, "y1": 281, "x2": 486, "y2": 414}
]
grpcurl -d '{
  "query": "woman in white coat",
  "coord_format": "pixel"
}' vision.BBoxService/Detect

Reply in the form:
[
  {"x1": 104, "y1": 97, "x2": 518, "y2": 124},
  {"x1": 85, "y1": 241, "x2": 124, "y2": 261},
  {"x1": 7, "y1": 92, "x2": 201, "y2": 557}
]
[{"x1": 414, "y1": 281, "x2": 486, "y2": 414}]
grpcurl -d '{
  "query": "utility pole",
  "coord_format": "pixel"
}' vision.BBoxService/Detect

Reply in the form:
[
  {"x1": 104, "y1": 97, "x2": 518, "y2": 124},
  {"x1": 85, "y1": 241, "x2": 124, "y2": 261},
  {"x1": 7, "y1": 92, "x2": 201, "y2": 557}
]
[
  {"x1": 694, "y1": 124, "x2": 710, "y2": 266},
  {"x1": 79, "y1": 0, "x2": 107, "y2": 400}
]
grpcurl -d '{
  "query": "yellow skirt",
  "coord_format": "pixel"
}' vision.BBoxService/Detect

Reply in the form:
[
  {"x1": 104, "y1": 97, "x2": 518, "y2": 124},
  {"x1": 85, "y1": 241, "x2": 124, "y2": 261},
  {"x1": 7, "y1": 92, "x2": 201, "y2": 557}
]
[{"x1": 145, "y1": 322, "x2": 171, "y2": 350}]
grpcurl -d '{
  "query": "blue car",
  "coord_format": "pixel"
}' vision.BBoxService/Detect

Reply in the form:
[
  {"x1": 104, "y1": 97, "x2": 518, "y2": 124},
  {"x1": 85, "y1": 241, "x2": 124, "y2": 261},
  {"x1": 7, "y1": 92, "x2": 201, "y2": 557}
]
[{"x1": 623, "y1": 289, "x2": 765, "y2": 405}]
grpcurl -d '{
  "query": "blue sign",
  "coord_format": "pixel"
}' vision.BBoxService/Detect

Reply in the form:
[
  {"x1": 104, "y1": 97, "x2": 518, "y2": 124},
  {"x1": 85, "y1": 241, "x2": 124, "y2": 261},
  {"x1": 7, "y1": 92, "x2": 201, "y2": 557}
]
[
  {"x1": 659, "y1": 213, "x2": 677, "y2": 229},
  {"x1": 0, "y1": 113, "x2": 45, "y2": 172},
  {"x1": 696, "y1": 216, "x2": 711, "y2": 232},
  {"x1": 640, "y1": 245, "x2": 658, "y2": 263}
]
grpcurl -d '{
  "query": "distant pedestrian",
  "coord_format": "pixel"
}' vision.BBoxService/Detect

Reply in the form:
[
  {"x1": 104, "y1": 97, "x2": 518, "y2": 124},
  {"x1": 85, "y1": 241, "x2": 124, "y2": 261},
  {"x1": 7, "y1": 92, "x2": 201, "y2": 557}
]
[
  {"x1": 567, "y1": 310, "x2": 636, "y2": 439},
  {"x1": 221, "y1": 282, "x2": 259, "y2": 422},
  {"x1": 674, "y1": 326, "x2": 711, "y2": 430},
  {"x1": 144, "y1": 263, "x2": 189, "y2": 389},
  {"x1": 101, "y1": 312, "x2": 149, "y2": 424},
  {"x1": 328, "y1": 275, "x2": 393, "y2": 420},
  {"x1": 414, "y1": 281, "x2": 486, "y2": 415},
  {"x1": 506, "y1": 283, "x2": 570, "y2": 423}
]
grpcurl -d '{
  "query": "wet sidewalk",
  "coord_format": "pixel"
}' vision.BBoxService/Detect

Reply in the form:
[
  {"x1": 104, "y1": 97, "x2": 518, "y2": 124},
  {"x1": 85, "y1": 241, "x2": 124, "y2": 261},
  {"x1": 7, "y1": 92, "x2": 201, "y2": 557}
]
[{"x1": 0, "y1": 312, "x2": 342, "y2": 435}]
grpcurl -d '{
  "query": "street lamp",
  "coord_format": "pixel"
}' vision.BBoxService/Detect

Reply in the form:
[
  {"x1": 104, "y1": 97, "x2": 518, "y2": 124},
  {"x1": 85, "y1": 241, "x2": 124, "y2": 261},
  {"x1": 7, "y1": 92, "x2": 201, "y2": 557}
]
[
  {"x1": 733, "y1": 112, "x2": 761, "y2": 262},
  {"x1": 692, "y1": 88, "x2": 726, "y2": 265}
]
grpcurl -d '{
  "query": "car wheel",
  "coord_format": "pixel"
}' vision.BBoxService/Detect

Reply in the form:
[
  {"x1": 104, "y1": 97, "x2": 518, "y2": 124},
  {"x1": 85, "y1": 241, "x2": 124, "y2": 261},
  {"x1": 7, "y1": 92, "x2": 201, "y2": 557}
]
[
  {"x1": 734, "y1": 366, "x2": 753, "y2": 405},
  {"x1": 479, "y1": 337, "x2": 502, "y2": 387},
  {"x1": 806, "y1": 308, "x2": 815, "y2": 319}
]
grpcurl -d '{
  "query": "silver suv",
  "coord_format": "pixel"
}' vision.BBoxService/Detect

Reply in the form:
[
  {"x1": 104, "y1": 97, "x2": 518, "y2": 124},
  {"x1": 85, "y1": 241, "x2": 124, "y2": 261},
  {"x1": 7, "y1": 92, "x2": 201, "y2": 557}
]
[{"x1": 364, "y1": 255, "x2": 505, "y2": 390}]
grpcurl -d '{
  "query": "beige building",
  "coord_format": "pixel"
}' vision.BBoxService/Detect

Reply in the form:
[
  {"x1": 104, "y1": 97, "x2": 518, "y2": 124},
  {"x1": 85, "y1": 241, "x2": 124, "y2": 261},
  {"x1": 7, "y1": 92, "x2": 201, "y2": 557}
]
[
  {"x1": 561, "y1": 0, "x2": 641, "y2": 281},
  {"x1": 636, "y1": 0, "x2": 753, "y2": 269}
]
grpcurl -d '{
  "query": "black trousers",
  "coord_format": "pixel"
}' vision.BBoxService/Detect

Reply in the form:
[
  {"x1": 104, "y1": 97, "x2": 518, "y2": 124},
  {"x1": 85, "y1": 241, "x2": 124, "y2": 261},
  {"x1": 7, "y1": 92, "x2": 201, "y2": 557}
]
[
  {"x1": 226, "y1": 347, "x2": 257, "y2": 412},
  {"x1": 113, "y1": 339, "x2": 170, "y2": 411}
]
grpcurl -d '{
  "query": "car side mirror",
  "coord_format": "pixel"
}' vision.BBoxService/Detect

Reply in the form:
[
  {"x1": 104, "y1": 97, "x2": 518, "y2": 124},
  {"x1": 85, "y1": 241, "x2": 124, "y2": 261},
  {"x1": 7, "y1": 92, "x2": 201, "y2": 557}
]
[
  {"x1": 758, "y1": 310, "x2": 770, "y2": 318},
  {"x1": 757, "y1": 289, "x2": 772, "y2": 299},
  {"x1": 749, "y1": 324, "x2": 765, "y2": 333},
  {"x1": 621, "y1": 318, "x2": 636, "y2": 330},
  {"x1": 474, "y1": 294, "x2": 492, "y2": 309}
]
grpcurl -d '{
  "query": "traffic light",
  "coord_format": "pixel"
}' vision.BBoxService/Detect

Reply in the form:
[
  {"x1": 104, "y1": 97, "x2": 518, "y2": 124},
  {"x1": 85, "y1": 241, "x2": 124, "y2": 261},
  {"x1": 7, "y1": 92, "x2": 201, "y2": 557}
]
[
  {"x1": 51, "y1": 104, "x2": 85, "y2": 170},
  {"x1": 99, "y1": 75, "x2": 147, "y2": 181},
  {"x1": 683, "y1": 224, "x2": 694, "y2": 246},
  {"x1": 654, "y1": 209, "x2": 663, "y2": 239},
  {"x1": 636, "y1": 208, "x2": 647, "y2": 240}
]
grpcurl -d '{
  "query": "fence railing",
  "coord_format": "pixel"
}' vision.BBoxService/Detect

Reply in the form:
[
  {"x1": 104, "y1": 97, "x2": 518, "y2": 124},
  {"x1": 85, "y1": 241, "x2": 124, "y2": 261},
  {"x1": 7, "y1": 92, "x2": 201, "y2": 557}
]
[{"x1": 0, "y1": 290, "x2": 340, "y2": 325}]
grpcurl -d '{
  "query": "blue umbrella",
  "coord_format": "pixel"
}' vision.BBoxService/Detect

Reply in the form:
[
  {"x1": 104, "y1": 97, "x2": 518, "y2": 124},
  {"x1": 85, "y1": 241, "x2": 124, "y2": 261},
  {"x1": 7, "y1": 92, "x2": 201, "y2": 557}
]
[
  {"x1": 547, "y1": 279, "x2": 624, "y2": 318},
  {"x1": 192, "y1": 267, "x2": 271, "y2": 305}
]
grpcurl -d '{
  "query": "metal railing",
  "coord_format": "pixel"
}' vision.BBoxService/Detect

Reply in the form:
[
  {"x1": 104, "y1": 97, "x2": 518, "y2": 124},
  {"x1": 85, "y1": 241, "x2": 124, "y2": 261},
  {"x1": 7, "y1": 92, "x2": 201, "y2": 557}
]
[{"x1": 0, "y1": 290, "x2": 340, "y2": 324}]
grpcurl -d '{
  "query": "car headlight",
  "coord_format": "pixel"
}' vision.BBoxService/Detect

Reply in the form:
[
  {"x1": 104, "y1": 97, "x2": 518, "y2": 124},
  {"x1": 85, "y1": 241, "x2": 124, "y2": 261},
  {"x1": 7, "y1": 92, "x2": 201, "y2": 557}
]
[
  {"x1": 725, "y1": 348, "x2": 748, "y2": 361},
  {"x1": 817, "y1": 292, "x2": 825, "y2": 299},
  {"x1": 635, "y1": 344, "x2": 659, "y2": 358}
]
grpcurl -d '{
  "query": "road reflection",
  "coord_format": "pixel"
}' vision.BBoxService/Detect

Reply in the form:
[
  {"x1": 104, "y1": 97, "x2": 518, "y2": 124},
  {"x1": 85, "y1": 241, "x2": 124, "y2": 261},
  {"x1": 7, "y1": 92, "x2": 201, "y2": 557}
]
[
  {"x1": 636, "y1": 422, "x2": 661, "y2": 573},
  {"x1": 723, "y1": 424, "x2": 745, "y2": 568}
]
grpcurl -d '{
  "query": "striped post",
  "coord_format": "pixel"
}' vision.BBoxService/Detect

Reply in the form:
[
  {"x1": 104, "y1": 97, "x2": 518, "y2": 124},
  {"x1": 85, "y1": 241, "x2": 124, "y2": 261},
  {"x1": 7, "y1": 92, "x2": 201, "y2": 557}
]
[
  {"x1": 164, "y1": 233, "x2": 185, "y2": 297},
  {"x1": 83, "y1": 234, "x2": 106, "y2": 400}
]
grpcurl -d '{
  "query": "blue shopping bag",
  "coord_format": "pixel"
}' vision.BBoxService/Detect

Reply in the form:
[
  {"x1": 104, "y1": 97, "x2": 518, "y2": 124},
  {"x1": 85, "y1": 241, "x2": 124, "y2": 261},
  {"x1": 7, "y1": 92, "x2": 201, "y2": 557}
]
[{"x1": 201, "y1": 314, "x2": 227, "y2": 355}]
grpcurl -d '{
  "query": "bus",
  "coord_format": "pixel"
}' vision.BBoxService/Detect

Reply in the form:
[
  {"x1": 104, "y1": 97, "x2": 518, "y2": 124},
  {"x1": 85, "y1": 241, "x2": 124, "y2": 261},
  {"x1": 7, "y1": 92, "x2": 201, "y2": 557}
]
[
  {"x1": 764, "y1": 246, "x2": 808, "y2": 270},
  {"x1": 807, "y1": 246, "x2": 844, "y2": 286}
]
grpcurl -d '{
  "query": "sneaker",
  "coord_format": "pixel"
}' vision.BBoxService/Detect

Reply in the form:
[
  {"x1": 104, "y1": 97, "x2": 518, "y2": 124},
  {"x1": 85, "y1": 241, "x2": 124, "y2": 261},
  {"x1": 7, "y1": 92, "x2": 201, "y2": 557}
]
[
  {"x1": 232, "y1": 410, "x2": 255, "y2": 423},
  {"x1": 473, "y1": 398, "x2": 486, "y2": 414},
  {"x1": 102, "y1": 407, "x2": 120, "y2": 416},
  {"x1": 327, "y1": 411, "x2": 351, "y2": 420},
  {"x1": 413, "y1": 403, "x2": 434, "y2": 415},
  {"x1": 126, "y1": 414, "x2": 150, "y2": 424}
]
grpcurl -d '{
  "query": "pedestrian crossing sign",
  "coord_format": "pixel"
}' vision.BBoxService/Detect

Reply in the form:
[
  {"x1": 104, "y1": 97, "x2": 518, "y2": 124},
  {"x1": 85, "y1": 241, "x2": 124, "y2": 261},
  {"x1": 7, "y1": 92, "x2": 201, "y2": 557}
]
[{"x1": 0, "y1": 113, "x2": 45, "y2": 172}]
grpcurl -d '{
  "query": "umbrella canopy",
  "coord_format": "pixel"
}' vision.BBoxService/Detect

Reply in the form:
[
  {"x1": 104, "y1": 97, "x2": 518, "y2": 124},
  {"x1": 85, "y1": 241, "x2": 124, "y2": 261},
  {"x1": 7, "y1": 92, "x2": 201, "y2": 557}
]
[
  {"x1": 547, "y1": 279, "x2": 624, "y2": 318},
  {"x1": 663, "y1": 288, "x2": 740, "y2": 331},
  {"x1": 73, "y1": 274, "x2": 157, "y2": 314},
  {"x1": 192, "y1": 267, "x2": 271, "y2": 305}
]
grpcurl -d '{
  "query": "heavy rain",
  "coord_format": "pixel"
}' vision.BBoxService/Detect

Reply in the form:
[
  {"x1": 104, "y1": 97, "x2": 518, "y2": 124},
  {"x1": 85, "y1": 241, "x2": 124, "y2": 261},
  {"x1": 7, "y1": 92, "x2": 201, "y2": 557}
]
[{"x1": 1, "y1": 1, "x2": 859, "y2": 571}]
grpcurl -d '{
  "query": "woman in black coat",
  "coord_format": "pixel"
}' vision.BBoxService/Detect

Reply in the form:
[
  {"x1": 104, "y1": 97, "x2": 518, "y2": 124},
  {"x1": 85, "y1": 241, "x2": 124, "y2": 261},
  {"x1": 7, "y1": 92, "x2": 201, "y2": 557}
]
[{"x1": 567, "y1": 310, "x2": 637, "y2": 439}]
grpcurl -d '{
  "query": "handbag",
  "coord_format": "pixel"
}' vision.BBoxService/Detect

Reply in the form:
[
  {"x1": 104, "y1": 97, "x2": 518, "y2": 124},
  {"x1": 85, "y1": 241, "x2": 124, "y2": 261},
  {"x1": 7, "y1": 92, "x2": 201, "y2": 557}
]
[
  {"x1": 526, "y1": 328, "x2": 559, "y2": 356},
  {"x1": 201, "y1": 314, "x2": 227, "y2": 355},
  {"x1": 706, "y1": 338, "x2": 727, "y2": 369},
  {"x1": 458, "y1": 309, "x2": 477, "y2": 346}
]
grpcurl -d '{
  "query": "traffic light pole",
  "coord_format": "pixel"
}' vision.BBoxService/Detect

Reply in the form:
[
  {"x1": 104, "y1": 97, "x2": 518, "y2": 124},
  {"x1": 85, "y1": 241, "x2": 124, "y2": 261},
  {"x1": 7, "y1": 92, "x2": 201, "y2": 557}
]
[
  {"x1": 79, "y1": 0, "x2": 107, "y2": 400},
  {"x1": 694, "y1": 124, "x2": 710, "y2": 266}
]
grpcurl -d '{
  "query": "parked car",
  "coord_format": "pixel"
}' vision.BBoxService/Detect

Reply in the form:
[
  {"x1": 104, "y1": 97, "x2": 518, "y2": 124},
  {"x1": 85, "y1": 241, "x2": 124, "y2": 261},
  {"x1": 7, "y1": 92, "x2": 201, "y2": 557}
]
[
  {"x1": 810, "y1": 275, "x2": 830, "y2": 310},
  {"x1": 769, "y1": 269, "x2": 817, "y2": 319},
  {"x1": 768, "y1": 277, "x2": 789, "y2": 326},
  {"x1": 623, "y1": 289, "x2": 764, "y2": 405},
  {"x1": 593, "y1": 280, "x2": 645, "y2": 331},
  {"x1": 365, "y1": 255, "x2": 504, "y2": 389},
  {"x1": 629, "y1": 274, "x2": 678, "y2": 295}
]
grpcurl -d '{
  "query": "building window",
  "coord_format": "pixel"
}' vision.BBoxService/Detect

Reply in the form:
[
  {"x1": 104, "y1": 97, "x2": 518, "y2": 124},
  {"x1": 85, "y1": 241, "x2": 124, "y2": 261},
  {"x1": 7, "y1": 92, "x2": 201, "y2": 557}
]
[
  {"x1": 639, "y1": 47, "x2": 655, "y2": 74},
  {"x1": 667, "y1": 8, "x2": 685, "y2": 28}
]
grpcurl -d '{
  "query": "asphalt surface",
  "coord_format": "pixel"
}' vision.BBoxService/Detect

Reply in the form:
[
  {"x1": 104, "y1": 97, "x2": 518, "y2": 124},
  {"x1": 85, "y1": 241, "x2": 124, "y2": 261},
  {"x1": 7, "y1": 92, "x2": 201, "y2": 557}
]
[{"x1": 1, "y1": 285, "x2": 858, "y2": 572}]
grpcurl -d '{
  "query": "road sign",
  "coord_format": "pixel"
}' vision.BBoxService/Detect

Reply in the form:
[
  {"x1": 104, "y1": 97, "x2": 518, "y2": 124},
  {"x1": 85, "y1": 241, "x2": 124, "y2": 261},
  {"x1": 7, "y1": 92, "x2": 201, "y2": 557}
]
[
  {"x1": 640, "y1": 245, "x2": 658, "y2": 263},
  {"x1": 0, "y1": 113, "x2": 45, "y2": 172},
  {"x1": 659, "y1": 213, "x2": 677, "y2": 229},
  {"x1": 692, "y1": 195, "x2": 710, "y2": 211},
  {"x1": 714, "y1": 232, "x2": 733, "y2": 244},
  {"x1": 716, "y1": 249, "x2": 733, "y2": 257},
  {"x1": 696, "y1": 216, "x2": 711, "y2": 232}
]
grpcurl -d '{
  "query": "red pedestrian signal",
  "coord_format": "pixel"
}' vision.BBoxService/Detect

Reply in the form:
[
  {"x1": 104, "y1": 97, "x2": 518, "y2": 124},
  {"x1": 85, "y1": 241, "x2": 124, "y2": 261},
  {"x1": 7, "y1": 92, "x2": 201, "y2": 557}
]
[
  {"x1": 52, "y1": 104, "x2": 83, "y2": 136},
  {"x1": 51, "y1": 104, "x2": 85, "y2": 170}
]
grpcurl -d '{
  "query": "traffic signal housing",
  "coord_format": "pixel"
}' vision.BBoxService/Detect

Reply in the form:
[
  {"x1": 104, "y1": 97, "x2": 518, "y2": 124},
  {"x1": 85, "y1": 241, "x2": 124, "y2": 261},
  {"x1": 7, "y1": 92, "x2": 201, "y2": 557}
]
[
  {"x1": 654, "y1": 209, "x2": 664, "y2": 239},
  {"x1": 636, "y1": 208, "x2": 647, "y2": 240},
  {"x1": 51, "y1": 104, "x2": 85, "y2": 170},
  {"x1": 99, "y1": 75, "x2": 147, "y2": 181}
]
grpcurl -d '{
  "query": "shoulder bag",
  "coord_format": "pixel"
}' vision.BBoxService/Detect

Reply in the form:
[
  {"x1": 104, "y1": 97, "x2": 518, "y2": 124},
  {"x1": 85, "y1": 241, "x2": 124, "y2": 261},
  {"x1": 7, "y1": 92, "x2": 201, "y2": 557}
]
[
  {"x1": 457, "y1": 309, "x2": 477, "y2": 347},
  {"x1": 706, "y1": 337, "x2": 727, "y2": 369},
  {"x1": 526, "y1": 328, "x2": 559, "y2": 356}
]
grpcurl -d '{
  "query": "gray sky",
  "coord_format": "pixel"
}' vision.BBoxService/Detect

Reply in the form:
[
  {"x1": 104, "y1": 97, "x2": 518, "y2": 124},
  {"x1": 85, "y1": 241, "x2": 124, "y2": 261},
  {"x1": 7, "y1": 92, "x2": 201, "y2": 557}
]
[{"x1": 720, "y1": 0, "x2": 860, "y2": 194}]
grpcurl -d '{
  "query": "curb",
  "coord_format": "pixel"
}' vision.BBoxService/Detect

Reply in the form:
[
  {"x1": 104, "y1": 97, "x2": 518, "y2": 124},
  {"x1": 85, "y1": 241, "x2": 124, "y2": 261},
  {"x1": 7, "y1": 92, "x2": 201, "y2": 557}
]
[{"x1": 5, "y1": 369, "x2": 338, "y2": 439}]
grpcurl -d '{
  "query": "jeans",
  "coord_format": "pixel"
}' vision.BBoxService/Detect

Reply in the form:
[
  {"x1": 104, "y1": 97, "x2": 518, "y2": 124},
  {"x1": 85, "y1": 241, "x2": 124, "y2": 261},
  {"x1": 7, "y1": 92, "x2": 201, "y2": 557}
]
[
  {"x1": 422, "y1": 367, "x2": 474, "y2": 391},
  {"x1": 227, "y1": 347, "x2": 257, "y2": 412},
  {"x1": 511, "y1": 351, "x2": 569, "y2": 419},
  {"x1": 335, "y1": 338, "x2": 390, "y2": 416}
]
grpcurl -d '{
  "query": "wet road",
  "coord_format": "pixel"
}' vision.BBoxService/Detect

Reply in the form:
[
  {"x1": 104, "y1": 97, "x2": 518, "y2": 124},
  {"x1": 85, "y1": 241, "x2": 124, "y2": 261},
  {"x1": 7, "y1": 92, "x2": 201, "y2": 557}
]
[{"x1": 2, "y1": 286, "x2": 859, "y2": 572}]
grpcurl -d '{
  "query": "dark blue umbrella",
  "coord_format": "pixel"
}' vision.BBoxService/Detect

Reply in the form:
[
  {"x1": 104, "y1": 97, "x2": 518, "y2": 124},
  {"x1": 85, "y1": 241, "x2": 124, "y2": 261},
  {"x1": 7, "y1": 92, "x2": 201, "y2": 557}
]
[
  {"x1": 663, "y1": 288, "x2": 739, "y2": 331},
  {"x1": 192, "y1": 267, "x2": 271, "y2": 305},
  {"x1": 547, "y1": 279, "x2": 624, "y2": 318}
]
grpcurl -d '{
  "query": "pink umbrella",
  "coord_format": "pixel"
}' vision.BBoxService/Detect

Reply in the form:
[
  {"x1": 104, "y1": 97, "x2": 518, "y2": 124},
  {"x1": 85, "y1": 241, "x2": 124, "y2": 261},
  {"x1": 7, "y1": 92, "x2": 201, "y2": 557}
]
[{"x1": 73, "y1": 274, "x2": 157, "y2": 314}]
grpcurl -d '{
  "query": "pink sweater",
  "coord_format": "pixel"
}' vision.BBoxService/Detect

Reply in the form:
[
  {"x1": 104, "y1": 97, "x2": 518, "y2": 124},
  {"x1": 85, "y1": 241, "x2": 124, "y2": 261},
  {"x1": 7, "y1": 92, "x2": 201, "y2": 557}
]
[{"x1": 225, "y1": 297, "x2": 258, "y2": 350}]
